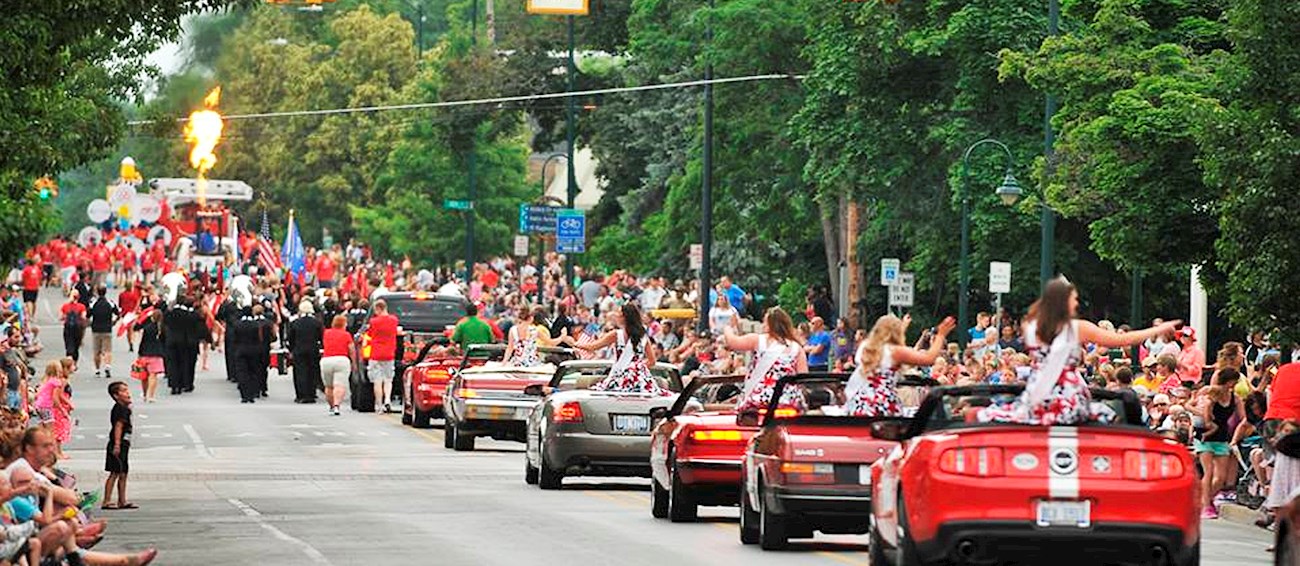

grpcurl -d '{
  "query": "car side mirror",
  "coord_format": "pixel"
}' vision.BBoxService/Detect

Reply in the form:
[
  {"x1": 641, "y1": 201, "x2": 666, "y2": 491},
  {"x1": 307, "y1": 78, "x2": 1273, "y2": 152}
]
[
  {"x1": 736, "y1": 411, "x2": 761, "y2": 427},
  {"x1": 870, "y1": 419, "x2": 911, "y2": 441},
  {"x1": 649, "y1": 407, "x2": 669, "y2": 421},
  {"x1": 523, "y1": 384, "x2": 545, "y2": 397}
]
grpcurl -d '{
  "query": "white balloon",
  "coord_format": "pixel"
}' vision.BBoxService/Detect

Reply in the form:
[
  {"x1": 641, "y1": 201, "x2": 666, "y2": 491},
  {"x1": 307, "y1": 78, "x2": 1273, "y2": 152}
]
[
  {"x1": 77, "y1": 226, "x2": 102, "y2": 247},
  {"x1": 87, "y1": 199, "x2": 112, "y2": 223},
  {"x1": 134, "y1": 194, "x2": 163, "y2": 223},
  {"x1": 146, "y1": 225, "x2": 173, "y2": 246},
  {"x1": 107, "y1": 183, "x2": 137, "y2": 208}
]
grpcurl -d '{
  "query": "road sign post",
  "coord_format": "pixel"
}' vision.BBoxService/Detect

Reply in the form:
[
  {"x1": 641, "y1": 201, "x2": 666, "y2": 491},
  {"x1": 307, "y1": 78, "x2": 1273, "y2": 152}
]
[
  {"x1": 513, "y1": 235, "x2": 529, "y2": 257},
  {"x1": 888, "y1": 272, "x2": 914, "y2": 309},
  {"x1": 555, "y1": 208, "x2": 586, "y2": 254},
  {"x1": 880, "y1": 258, "x2": 901, "y2": 286},
  {"x1": 989, "y1": 261, "x2": 1012, "y2": 294},
  {"x1": 444, "y1": 199, "x2": 474, "y2": 211},
  {"x1": 689, "y1": 244, "x2": 704, "y2": 270}
]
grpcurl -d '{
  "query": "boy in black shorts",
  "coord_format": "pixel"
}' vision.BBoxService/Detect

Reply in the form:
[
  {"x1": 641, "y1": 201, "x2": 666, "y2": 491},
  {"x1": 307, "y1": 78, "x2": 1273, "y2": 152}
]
[{"x1": 103, "y1": 381, "x2": 136, "y2": 509}]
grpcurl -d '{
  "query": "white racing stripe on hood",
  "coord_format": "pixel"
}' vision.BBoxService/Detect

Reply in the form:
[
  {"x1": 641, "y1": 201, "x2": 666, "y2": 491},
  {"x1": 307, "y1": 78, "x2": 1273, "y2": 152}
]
[{"x1": 1048, "y1": 426, "x2": 1079, "y2": 499}]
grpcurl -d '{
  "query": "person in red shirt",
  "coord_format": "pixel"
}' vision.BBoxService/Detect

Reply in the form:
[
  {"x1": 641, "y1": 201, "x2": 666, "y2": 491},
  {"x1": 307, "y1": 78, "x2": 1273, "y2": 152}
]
[
  {"x1": 316, "y1": 253, "x2": 337, "y2": 289},
  {"x1": 118, "y1": 282, "x2": 142, "y2": 352},
  {"x1": 20, "y1": 260, "x2": 41, "y2": 321},
  {"x1": 114, "y1": 243, "x2": 137, "y2": 284},
  {"x1": 366, "y1": 299, "x2": 400, "y2": 413},
  {"x1": 60, "y1": 292, "x2": 88, "y2": 362},
  {"x1": 90, "y1": 244, "x2": 111, "y2": 288}
]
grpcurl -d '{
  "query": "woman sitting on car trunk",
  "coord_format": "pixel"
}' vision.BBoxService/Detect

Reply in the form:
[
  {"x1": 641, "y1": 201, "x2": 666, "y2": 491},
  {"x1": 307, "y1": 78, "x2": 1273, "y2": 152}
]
[
  {"x1": 566, "y1": 303, "x2": 670, "y2": 396},
  {"x1": 724, "y1": 307, "x2": 807, "y2": 416},
  {"x1": 502, "y1": 307, "x2": 564, "y2": 367},
  {"x1": 979, "y1": 277, "x2": 1181, "y2": 426},
  {"x1": 844, "y1": 313, "x2": 955, "y2": 417}
]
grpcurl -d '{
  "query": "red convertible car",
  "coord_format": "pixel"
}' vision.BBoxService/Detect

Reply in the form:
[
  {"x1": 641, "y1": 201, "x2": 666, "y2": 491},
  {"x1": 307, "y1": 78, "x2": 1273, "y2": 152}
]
[
  {"x1": 739, "y1": 373, "x2": 934, "y2": 550},
  {"x1": 648, "y1": 374, "x2": 756, "y2": 522},
  {"x1": 868, "y1": 384, "x2": 1200, "y2": 566},
  {"x1": 400, "y1": 338, "x2": 466, "y2": 428}
]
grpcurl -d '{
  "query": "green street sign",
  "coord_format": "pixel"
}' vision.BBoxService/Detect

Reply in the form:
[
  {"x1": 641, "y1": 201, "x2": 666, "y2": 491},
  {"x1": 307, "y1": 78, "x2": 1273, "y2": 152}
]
[{"x1": 444, "y1": 199, "x2": 474, "y2": 211}]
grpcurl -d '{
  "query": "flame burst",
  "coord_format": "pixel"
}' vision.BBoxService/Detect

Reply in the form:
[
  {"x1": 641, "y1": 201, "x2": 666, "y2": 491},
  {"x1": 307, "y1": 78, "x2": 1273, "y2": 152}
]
[{"x1": 184, "y1": 86, "x2": 224, "y2": 205}]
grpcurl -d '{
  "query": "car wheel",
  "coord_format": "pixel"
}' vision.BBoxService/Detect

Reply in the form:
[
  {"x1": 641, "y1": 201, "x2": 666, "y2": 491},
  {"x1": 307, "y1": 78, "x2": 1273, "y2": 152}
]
[
  {"x1": 452, "y1": 424, "x2": 475, "y2": 451},
  {"x1": 897, "y1": 494, "x2": 924, "y2": 566},
  {"x1": 651, "y1": 475, "x2": 669, "y2": 519},
  {"x1": 412, "y1": 405, "x2": 432, "y2": 429},
  {"x1": 758, "y1": 479, "x2": 787, "y2": 550},
  {"x1": 443, "y1": 421, "x2": 456, "y2": 449},
  {"x1": 869, "y1": 516, "x2": 890, "y2": 566},
  {"x1": 1182, "y1": 540, "x2": 1200, "y2": 566},
  {"x1": 538, "y1": 449, "x2": 564, "y2": 490},
  {"x1": 739, "y1": 480, "x2": 759, "y2": 545},
  {"x1": 524, "y1": 455, "x2": 539, "y2": 485},
  {"x1": 668, "y1": 454, "x2": 697, "y2": 523}
]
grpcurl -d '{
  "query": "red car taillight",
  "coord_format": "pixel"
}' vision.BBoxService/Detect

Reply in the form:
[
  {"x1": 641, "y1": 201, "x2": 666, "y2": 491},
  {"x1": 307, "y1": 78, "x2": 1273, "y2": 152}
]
[
  {"x1": 691, "y1": 430, "x2": 745, "y2": 443},
  {"x1": 1123, "y1": 451, "x2": 1185, "y2": 480},
  {"x1": 554, "y1": 402, "x2": 584, "y2": 423},
  {"x1": 780, "y1": 462, "x2": 835, "y2": 484},
  {"x1": 938, "y1": 447, "x2": 1005, "y2": 477}
]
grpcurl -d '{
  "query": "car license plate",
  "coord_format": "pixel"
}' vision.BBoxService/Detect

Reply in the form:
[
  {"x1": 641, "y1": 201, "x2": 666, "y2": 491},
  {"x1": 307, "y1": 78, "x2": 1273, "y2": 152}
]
[
  {"x1": 1036, "y1": 500, "x2": 1090, "y2": 528},
  {"x1": 611, "y1": 414, "x2": 650, "y2": 434}
]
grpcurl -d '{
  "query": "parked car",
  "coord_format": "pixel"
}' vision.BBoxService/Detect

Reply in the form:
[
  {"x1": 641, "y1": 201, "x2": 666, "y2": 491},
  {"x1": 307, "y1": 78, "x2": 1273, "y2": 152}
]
[{"x1": 522, "y1": 360, "x2": 682, "y2": 490}]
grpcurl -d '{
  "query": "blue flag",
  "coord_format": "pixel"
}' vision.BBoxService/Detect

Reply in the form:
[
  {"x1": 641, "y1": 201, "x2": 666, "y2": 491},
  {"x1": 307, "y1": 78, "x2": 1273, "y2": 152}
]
[{"x1": 281, "y1": 213, "x2": 306, "y2": 276}]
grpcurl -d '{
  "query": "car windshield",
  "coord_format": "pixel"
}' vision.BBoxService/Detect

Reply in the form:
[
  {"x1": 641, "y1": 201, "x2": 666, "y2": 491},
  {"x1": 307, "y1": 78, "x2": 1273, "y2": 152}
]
[
  {"x1": 554, "y1": 365, "x2": 682, "y2": 392},
  {"x1": 677, "y1": 378, "x2": 745, "y2": 415},
  {"x1": 379, "y1": 296, "x2": 465, "y2": 332},
  {"x1": 766, "y1": 376, "x2": 931, "y2": 425},
  {"x1": 913, "y1": 385, "x2": 1142, "y2": 433}
]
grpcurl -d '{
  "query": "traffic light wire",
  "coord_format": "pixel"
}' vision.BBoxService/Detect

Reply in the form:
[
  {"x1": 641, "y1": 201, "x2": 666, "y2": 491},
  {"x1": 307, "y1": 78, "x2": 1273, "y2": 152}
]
[{"x1": 126, "y1": 73, "x2": 803, "y2": 126}]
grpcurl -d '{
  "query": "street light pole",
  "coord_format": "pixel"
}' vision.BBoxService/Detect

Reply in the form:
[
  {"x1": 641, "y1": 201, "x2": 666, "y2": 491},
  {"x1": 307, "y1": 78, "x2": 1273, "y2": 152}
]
[
  {"x1": 959, "y1": 138, "x2": 1021, "y2": 350},
  {"x1": 564, "y1": 15, "x2": 578, "y2": 286},
  {"x1": 1040, "y1": 0, "x2": 1060, "y2": 288},
  {"x1": 696, "y1": 0, "x2": 714, "y2": 334},
  {"x1": 417, "y1": 3, "x2": 424, "y2": 53}
]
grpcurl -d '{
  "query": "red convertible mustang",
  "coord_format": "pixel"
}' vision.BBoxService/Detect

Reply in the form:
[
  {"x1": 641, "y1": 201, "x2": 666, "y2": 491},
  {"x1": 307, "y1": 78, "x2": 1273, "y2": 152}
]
[
  {"x1": 868, "y1": 384, "x2": 1200, "y2": 566},
  {"x1": 739, "y1": 373, "x2": 934, "y2": 550},
  {"x1": 648, "y1": 374, "x2": 756, "y2": 522}
]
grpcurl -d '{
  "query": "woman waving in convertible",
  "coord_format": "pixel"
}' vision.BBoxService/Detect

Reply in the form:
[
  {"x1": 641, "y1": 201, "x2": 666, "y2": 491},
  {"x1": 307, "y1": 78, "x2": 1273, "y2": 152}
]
[
  {"x1": 503, "y1": 307, "x2": 565, "y2": 367},
  {"x1": 980, "y1": 277, "x2": 1180, "y2": 425},
  {"x1": 565, "y1": 303, "x2": 670, "y2": 395},
  {"x1": 724, "y1": 307, "x2": 807, "y2": 415}
]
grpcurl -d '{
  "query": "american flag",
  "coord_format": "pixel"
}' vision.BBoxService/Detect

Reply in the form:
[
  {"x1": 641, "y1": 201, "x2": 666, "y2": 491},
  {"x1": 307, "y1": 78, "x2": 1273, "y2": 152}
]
[{"x1": 257, "y1": 210, "x2": 282, "y2": 273}]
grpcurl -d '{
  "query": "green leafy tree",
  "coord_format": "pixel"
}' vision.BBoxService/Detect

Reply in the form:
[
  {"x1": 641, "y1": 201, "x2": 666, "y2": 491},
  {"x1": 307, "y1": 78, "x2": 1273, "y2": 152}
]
[{"x1": 0, "y1": 0, "x2": 249, "y2": 262}]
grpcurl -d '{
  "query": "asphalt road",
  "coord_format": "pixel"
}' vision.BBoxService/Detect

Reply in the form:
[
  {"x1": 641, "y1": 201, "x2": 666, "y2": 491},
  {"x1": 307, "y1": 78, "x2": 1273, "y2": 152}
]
[{"x1": 24, "y1": 291, "x2": 1276, "y2": 565}]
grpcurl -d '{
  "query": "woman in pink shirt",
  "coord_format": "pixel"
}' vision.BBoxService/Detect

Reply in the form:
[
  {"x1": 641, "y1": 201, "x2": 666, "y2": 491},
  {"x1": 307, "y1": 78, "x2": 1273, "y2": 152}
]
[{"x1": 1175, "y1": 327, "x2": 1206, "y2": 384}]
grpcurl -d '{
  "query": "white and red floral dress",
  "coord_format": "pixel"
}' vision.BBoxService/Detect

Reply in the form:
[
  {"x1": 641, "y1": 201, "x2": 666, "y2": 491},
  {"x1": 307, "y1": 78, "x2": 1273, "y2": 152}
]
[
  {"x1": 736, "y1": 336, "x2": 804, "y2": 414},
  {"x1": 592, "y1": 330, "x2": 671, "y2": 396},
  {"x1": 845, "y1": 345, "x2": 903, "y2": 417},
  {"x1": 508, "y1": 324, "x2": 542, "y2": 367},
  {"x1": 978, "y1": 321, "x2": 1107, "y2": 425}
]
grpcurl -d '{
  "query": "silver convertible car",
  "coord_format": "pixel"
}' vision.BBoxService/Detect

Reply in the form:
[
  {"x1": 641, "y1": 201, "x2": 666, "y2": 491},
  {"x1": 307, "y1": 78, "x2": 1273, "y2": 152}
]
[{"x1": 522, "y1": 360, "x2": 683, "y2": 489}]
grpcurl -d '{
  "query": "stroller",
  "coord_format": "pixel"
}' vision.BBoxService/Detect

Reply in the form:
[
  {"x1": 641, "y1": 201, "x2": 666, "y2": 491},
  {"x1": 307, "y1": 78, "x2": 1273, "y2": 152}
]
[{"x1": 1236, "y1": 435, "x2": 1268, "y2": 510}]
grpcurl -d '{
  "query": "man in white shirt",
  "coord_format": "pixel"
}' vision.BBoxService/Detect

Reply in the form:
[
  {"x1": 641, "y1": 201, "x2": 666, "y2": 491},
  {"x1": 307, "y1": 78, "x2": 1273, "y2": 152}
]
[{"x1": 639, "y1": 277, "x2": 667, "y2": 313}]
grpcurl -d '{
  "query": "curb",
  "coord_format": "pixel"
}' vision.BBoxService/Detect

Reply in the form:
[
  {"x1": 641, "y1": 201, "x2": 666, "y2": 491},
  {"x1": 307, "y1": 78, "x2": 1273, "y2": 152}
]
[{"x1": 1220, "y1": 501, "x2": 1266, "y2": 527}]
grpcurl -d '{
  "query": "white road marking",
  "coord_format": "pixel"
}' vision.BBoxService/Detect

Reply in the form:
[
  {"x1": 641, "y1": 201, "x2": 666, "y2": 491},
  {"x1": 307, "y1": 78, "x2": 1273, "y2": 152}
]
[
  {"x1": 227, "y1": 498, "x2": 330, "y2": 565},
  {"x1": 182, "y1": 424, "x2": 214, "y2": 460}
]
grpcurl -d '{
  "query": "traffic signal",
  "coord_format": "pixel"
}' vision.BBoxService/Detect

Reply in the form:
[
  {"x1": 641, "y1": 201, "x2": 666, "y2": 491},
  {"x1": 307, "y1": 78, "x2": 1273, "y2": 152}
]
[{"x1": 33, "y1": 177, "x2": 57, "y2": 200}]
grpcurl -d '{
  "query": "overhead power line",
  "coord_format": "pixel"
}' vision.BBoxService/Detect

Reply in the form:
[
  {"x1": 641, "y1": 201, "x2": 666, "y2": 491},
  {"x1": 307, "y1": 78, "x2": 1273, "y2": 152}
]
[{"x1": 127, "y1": 73, "x2": 804, "y2": 125}]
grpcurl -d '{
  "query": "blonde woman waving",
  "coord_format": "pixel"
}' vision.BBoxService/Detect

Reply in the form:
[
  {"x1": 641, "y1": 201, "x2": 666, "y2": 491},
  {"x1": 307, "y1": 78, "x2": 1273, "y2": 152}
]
[{"x1": 845, "y1": 314, "x2": 955, "y2": 417}]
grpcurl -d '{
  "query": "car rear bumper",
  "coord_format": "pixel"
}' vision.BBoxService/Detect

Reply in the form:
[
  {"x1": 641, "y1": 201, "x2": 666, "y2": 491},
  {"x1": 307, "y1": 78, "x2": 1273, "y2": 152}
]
[
  {"x1": 914, "y1": 521, "x2": 1195, "y2": 565},
  {"x1": 676, "y1": 458, "x2": 742, "y2": 485},
  {"x1": 545, "y1": 431, "x2": 652, "y2": 477}
]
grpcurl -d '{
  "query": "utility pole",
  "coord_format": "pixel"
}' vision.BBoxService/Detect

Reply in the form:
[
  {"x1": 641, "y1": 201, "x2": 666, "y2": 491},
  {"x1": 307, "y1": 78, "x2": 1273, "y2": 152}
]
[
  {"x1": 696, "y1": 0, "x2": 714, "y2": 334},
  {"x1": 564, "y1": 15, "x2": 578, "y2": 286},
  {"x1": 471, "y1": 0, "x2": 478, "y2": 45},
  {"x1": 416, "y1": 3, "x2": 424, "y2": 53},
  {"x1": 1040, "y1": 0, "x2": 1059, "y2": 288},
  {"x1": 486, "y1": 0, "x2": 495, "y2": 45},
  {"x1": 466, "y1": 147, "x2": 476, "y2": 281}
]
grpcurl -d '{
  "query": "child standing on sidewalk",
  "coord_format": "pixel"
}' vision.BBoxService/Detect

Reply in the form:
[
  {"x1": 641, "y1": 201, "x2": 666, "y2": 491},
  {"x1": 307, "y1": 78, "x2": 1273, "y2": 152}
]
[{"x1": 102, "y1": 381, "x2": 136, "y2": 510}]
